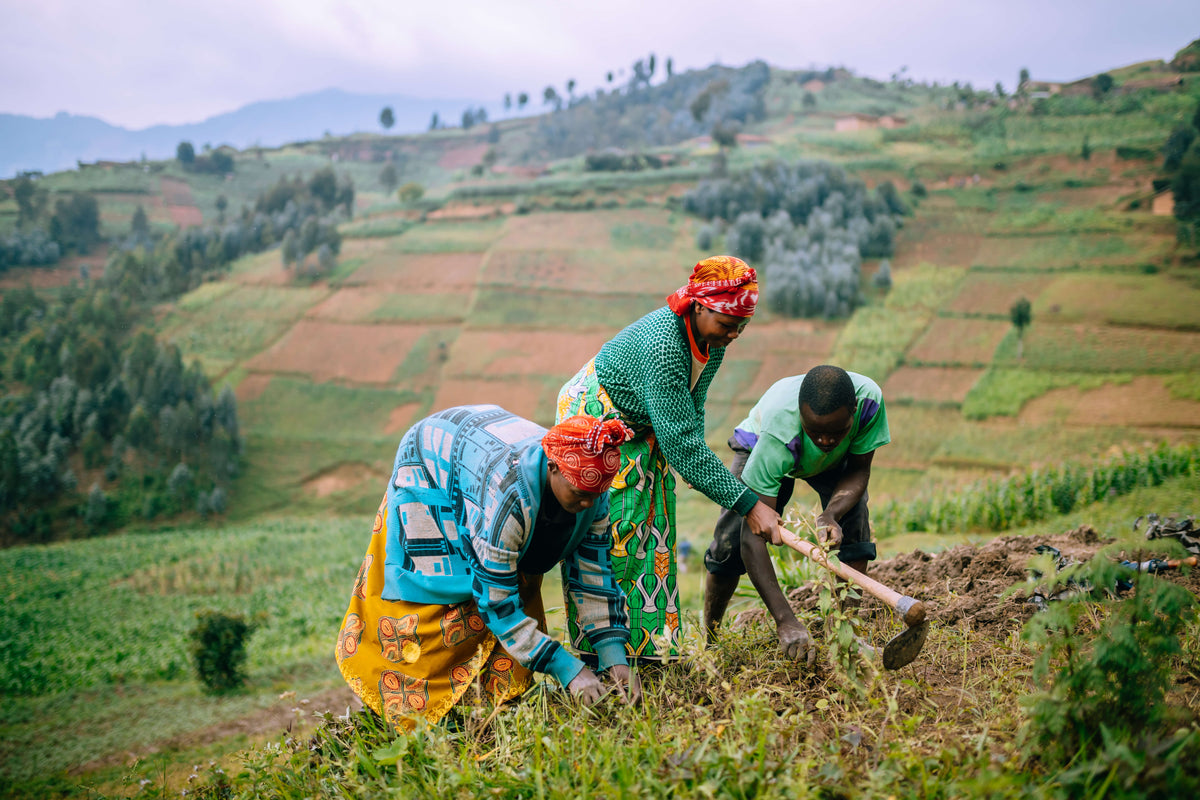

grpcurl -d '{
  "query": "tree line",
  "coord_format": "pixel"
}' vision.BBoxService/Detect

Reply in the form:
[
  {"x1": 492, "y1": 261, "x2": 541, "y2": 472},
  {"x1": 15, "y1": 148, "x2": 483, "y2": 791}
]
[
  {"x1": 682, "y1": 160, "x2": 911, "y2": 318},
  {"x1": 2, "y1": 177, "x2": 101, "y2": 271},
  {"x1": 0, "y1": 166, "x2": 356, "y2": 544}
]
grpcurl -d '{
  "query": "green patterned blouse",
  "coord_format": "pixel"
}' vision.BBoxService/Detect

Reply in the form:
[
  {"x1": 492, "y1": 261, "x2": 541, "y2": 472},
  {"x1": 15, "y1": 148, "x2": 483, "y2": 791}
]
[{"x1": 594, "y1": 306, "x2": 758, "y2": 516}]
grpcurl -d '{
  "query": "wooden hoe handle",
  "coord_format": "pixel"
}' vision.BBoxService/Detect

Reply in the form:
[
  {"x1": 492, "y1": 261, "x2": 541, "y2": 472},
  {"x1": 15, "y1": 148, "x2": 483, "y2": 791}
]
[{"x1": 779, "y1": 527, "x2": 927, "y2": 627}]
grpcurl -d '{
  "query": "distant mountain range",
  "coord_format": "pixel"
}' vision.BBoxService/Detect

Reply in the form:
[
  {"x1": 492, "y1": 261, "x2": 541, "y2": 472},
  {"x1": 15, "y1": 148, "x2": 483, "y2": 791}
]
[{"x1": 0, "y1": 88, "x2": 496, "y2": 178}]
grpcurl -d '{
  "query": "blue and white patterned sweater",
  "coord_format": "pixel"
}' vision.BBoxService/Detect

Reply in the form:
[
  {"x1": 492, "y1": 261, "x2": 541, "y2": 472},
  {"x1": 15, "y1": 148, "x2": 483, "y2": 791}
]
[{"x1": 381, "y1": 405, "x2": 629, "y2": 688}]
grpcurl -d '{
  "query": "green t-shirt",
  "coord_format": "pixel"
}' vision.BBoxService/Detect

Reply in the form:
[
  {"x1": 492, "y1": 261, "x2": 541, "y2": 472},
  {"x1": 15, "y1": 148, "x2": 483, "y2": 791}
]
[{"x1": 737, "y1": 373, "x2": 890, "y2": 497}]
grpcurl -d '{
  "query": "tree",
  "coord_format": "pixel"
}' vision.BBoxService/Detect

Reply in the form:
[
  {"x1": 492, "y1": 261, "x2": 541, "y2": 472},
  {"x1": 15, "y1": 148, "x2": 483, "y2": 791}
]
[
  {"x1": 666, "y1": 58, "x2": 673, "y2": 80},
  {"x1": 1092, "y1": 73, "x2": 1114, "y2": 98},
  {"x1": 380, "y1": 163, "x2": 398, "y2": 194},
  {"x1": 873, "y1": 260, "x2": 893, "y2": 291},
  {"x1": 504, "y1": 93, "x2": 512, "y2": 111},
  {"x1": 215, "y1": 194, "x2": 228, "y2": 224},
  {"x1": 176, "y1": 141, "x2": 196, "y2": 165},
  {"x1": 429, "y1": 112, "x2": 440, "y2": 131},
  {"x1": 543, "y1": 85, "x2": 561, "y2": 111},
  {"x1": 517, "y1": 92, "x2": 528, "y2": 110},
  {"x1": 995, "y1": 81, "x2": 1007, "y2": 98},
  {"x1": 379, "y1": 106, "x2": 395, "y2": 130},
  {"x1": 13, "y1": 176, "x2": 38, "y2": 229},
  {"x1": 1081, "y1": 134, "x2": 1092, "y2": 162},
  {"x1": 131, "y1": 204, "x2": 149, "y2": 238},
  {"x1": 1018, "y1": 67, "x2": 1030, "y2": 92},
  {"x1": 397, "y1": 183, "x2": 424, "y2": 204},
  {"x1": 1010, "y1": 297, "x2": 1032, "y2": 359},
  {"x1": 281, "y1": 229, "x2": 298, "y2": 270}
]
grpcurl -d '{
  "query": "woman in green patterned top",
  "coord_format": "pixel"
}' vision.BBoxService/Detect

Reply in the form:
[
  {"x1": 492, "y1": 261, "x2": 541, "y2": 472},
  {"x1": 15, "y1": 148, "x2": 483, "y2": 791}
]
[{"x1": 556, "y1": 255, "x2": 780, "y2": 662}]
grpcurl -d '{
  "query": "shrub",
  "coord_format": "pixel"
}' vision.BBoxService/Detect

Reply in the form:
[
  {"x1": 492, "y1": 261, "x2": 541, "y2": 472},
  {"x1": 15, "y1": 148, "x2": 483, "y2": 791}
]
[{"x1": 189, "y1": 610, "x2": 257, "y2": 693}]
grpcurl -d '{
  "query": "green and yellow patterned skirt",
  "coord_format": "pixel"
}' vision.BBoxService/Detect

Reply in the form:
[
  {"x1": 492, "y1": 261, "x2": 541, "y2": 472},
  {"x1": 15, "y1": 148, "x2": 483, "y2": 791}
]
[{"x1": 556, "y1": 359, "x2": 681, "y2": 661}]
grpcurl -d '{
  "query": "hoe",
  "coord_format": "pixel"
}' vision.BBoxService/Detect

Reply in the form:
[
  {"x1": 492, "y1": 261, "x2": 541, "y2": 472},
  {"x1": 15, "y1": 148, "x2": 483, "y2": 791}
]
[{"x1": 780, "y1": 526, "x2": 929, "y2": 670}]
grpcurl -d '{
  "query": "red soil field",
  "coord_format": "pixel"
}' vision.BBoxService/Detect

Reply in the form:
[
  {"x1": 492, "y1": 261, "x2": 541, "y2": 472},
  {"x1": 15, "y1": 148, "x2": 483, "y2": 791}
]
[
  {"x1": 447, "y1": 329, "x2": 609, "y2": 378},
  {"x1": 908, "y1": 318, "x2": 1009, "y2": 365},
  {"x1": 437, "y1": 144, "x2": 490, "y2": 169},
  {"x1": 891, "y1": 232, "x2": 983, "y2": 269},
  {"x1": 430, "y1": 378, "x2": 548, "y2": 423},
  {"x1": 344, "y1": 250, "x2": 483, "y2": 292},
  {"x1": 947, "y1": 274, "x2": 1052, "y2": 316},
  {"x1": 383, "y1": 403, "x2": 421, "y2": 435},
  {"x1": 234, "y1": 373, "x2": 273, "y2": 403},
  {"x1": 1018, "y1": 376, "x2": 1200, "y2": 428},
  {"x1": 245, "y1": 320, "x2": 426, "y2": 384},
  {"x1": 0, "y1": 247, "x2": 109, "y2": 290},
  {"x1": 884, "y1": 366, "x2": 985, "y2": 404},
  {"x1": 495, "y1": 209, "x2": 672, "y2": 251}
]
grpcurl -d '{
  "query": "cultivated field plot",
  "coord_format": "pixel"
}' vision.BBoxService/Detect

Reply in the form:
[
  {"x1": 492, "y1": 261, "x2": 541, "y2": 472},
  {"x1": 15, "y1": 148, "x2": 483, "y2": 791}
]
[
  {"x1": 239, "y1": 377, "x2": 408, "y2": 441},
  {"x1": 867, "y1": 405, "x2": 969, "y2": 470},
  {"x1": 193, "y1": 284, "x2": 330, "y2": 318},
  {"x1": 929, "y1": 417, "x2": 1171, "y2": 470},
  {"x1": 728, "y1": 318, "x2": 840, "y2": 396},
  {"x1": 997, "y1": 324, "x2": 1200, "y2": 373},
  {"x1": 429, "y1": 377, "x2": 559, "y2": 425},
  {"x1": 494, "y1": 210, "x2": 647, "y2": 250},
  {"x1": 947, "y1": 273, "x2": 1053, "y2": 316},
  {"x1": 1018, "y1": 375, "x2": 1200, "y2": 429},
  {"x1": 341, "y1": 247, "x2": 484, "y2": 292},
  {"x1": 890, "y1": 230, "x2": 983, "y2": 269},
  {"x1": 973, "y1": 232, "x2": 1170, "y2": 270},
  {"x1": 446, "y1": 329, "x2": 613, "y2": 379},
  {"x1": 156, "y1": 311, "x2": 293, "y2": 377},
  {"x1": 468, "y1": 287, "x2": 663, "y2": 329},
  {"x1": 480, "y1": 247, "x2": 691, "y2": 294},
  {"x1": 906, "y1": 317, "x2": 1009, "y2": 365},
  {"x1": 245, "y1": 320, "x2": 432, "y2": 384},
  {"x1": 175, "y1": 280, "x2": 239, "y2": 312},
  {"x1": 884, "y1": 366, "x2": 984, "y2": 405},
  {"x1": 391, "y1": 218, "x2": 505, "y2": 253},
  {"x1": 306, "y1": 288, "x2": 469, "y2": 323},
  {"x1": 1035, "y1": 273, "x2": 1200, "y2": 330},
  {"x1": 226, "y1": 248, "x2": 295, "y2": 286}
]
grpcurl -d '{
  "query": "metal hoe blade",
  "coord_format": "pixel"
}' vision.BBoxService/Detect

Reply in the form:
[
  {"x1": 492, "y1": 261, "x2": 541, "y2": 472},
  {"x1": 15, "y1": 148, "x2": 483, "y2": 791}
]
[{"x1": 882, "y1": 620, "x2": 928, "y2": 670}]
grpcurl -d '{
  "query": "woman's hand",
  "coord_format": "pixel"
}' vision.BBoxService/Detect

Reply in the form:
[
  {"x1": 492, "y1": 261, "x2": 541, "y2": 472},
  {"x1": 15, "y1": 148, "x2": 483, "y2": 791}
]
[
  {"x1": 745, "y1": 500, "x2": 782, "y2": 545},
  {"x1": 567, "y1": 668, "x2": 606, "y2": 706},
  {"x1": 606, "y1": 665, "x2": 642, "y2": 705}
]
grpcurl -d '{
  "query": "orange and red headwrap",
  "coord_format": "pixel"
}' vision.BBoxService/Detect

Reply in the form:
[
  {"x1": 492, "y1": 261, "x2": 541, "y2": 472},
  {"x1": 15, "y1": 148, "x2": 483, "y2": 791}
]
[
  {"x1": 666, "y1": 255, "x2": 759, "y2": 318},
  {"x1": 542, "y1": 415, "x2": 635, "y2": 492}
]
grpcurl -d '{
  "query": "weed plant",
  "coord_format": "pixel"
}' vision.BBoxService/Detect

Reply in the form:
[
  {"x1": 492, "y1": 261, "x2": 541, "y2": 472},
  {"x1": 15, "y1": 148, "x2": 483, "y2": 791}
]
[{"x1": 1020, "y1": 541, "x2": 1200, "y2": 797}]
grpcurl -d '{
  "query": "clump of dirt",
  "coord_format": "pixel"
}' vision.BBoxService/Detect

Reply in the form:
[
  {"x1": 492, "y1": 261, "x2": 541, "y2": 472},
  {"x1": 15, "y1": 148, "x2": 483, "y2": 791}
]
[{"x1": 744, "y1": 525, "x2": 1200, "y2": 636}]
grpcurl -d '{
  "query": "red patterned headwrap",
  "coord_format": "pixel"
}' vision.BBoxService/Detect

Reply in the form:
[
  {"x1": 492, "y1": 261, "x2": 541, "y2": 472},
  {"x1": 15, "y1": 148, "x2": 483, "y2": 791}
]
[
  {"x1": 666, "y1": 255, "x2": 759, "y2": 318},
  {"x1": 542, "y1": 415, "x2": 635, "y2": 492}
]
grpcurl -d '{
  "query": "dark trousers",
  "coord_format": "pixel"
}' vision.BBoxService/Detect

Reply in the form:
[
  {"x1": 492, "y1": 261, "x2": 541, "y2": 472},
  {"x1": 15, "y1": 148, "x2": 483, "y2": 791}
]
[{"x1": 704, "y1": 437, "x2": 877, "y2": 576}]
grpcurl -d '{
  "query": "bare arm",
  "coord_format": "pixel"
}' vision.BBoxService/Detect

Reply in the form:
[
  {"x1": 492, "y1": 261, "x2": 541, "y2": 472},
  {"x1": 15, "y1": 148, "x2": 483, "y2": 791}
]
[
  {"x1": 742, "y1": 493, "x2": 814, "y2": 664},
  {"x1": 817, "y1": 451, "x2": 874, "y2": 548}
]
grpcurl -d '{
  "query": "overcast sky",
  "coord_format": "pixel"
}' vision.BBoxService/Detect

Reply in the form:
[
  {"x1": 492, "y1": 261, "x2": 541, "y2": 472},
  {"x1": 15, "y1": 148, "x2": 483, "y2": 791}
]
[{"x1": 3, "y1": 0, "x2": 1198, "y2": 129}]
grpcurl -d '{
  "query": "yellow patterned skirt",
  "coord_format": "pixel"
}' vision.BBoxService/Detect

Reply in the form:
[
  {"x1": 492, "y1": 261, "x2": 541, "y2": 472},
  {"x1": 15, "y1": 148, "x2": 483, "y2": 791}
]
[{"x1": 335, "y1": 496, "x2": 544, "y2": 731}]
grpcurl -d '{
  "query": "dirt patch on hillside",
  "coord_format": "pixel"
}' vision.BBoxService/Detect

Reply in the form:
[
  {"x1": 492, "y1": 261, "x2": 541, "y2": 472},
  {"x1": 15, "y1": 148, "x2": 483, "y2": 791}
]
[
  {"x1": 0, "y1": 247, "x2": 108, "y2": 290},
  {"x1": 885, "y1": 366, "x2": 984, "y2": 404},
  {"x1": 160, "y1": 177, "x2": 203, "y2": 228},
  {"x1": 892, "y1": 232, "x2": 983, "y2": 269},
  {"x1": 496, "y1": 210, "x2": 656, "y2": 250},
  {"x1": 427, "y1": 202, "x2": 513, "y2": 220},
  {"x1": 448, "y1": 330, "x2": 607, "y2": 378},
  {"x1": 1018, "y1": 376, "x2": 1200, "y2": 428},
  {"x1": 739, "y1": 525, "x2": 1200, "y2": 638},
  {"x1": 908, "y1": 318, "x2": 1008, "y2": 365},
  {"x1": 948, "y1": 274, "x2": 1052, "y2": 315},
  {"x1": 305, "y1": 463, "x2": 379, "y2": 497},
  {"x1": 383, "y1": 402, "x2": 421, "y2": 435},
  {"x1": 437, "y1": 144, "x2": 490, "y2": 169},
  {"x1": 431, "y1": 378, "x2": 549, "y2": 423},
  {"x1": 306, "y1": 287, "x2": 387, "y2": 321},
  {"x1": 234, "y1": 373, "x2": 273, "y2": 403},
  {"x1": 246, "y1": 320, "x2": 423, "y2": 384},
  {"x1": 345, "y1": 251, "x2": 483, "y2": 292}
]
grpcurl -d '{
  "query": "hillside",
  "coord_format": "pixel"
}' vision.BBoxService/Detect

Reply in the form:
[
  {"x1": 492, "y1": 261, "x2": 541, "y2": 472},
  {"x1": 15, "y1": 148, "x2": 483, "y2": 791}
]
[{"x1": 1, "y1": 54, "x2": 1200, "y2": 798}]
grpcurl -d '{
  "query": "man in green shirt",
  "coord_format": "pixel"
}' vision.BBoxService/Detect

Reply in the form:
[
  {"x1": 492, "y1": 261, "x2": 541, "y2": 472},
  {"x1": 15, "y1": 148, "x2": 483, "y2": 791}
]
[{"x1": 702, "y1": 365, "x2": 890, "y2": 664}]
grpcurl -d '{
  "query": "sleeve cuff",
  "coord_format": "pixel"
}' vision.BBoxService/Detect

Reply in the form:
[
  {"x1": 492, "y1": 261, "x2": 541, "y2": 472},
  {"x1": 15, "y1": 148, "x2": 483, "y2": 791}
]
[
  {"x1": 594, "y1": 640, "x2": 629, "y2": 672},
  {"x1": 546, "y1": 648, "x2": 586, "y2": 689},
  {"x1": 731, "y1": 487, "x2": 758, "y2": 516}
]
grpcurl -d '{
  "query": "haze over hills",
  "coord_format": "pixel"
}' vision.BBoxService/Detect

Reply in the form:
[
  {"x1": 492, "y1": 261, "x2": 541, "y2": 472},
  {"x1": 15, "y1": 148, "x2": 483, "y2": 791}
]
[{"x1": 0, "y1": 87, "x2": 493, "y2": 179}]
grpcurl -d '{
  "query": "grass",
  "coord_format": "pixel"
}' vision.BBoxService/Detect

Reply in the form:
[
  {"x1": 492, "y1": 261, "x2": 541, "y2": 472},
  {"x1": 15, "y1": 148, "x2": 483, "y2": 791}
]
[
  {"x1": 239, "y1": 377, "x2": 418, "y2": 443},
  {"x1": 468, "y1": 287, "x2": 662, "y2": 328},
  {"x1": 830, "y1": 306, "x2": 928, "y2": 381},
  {"x1": 962, "y1": 368, "x2": 1133, "y2": 418},
  {"x1": 1034, "y1": 272, "x2": 1200, "y2": 330},
  {"x1": 391, "y1": 218, "x2": 506, "y2": 253}
]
